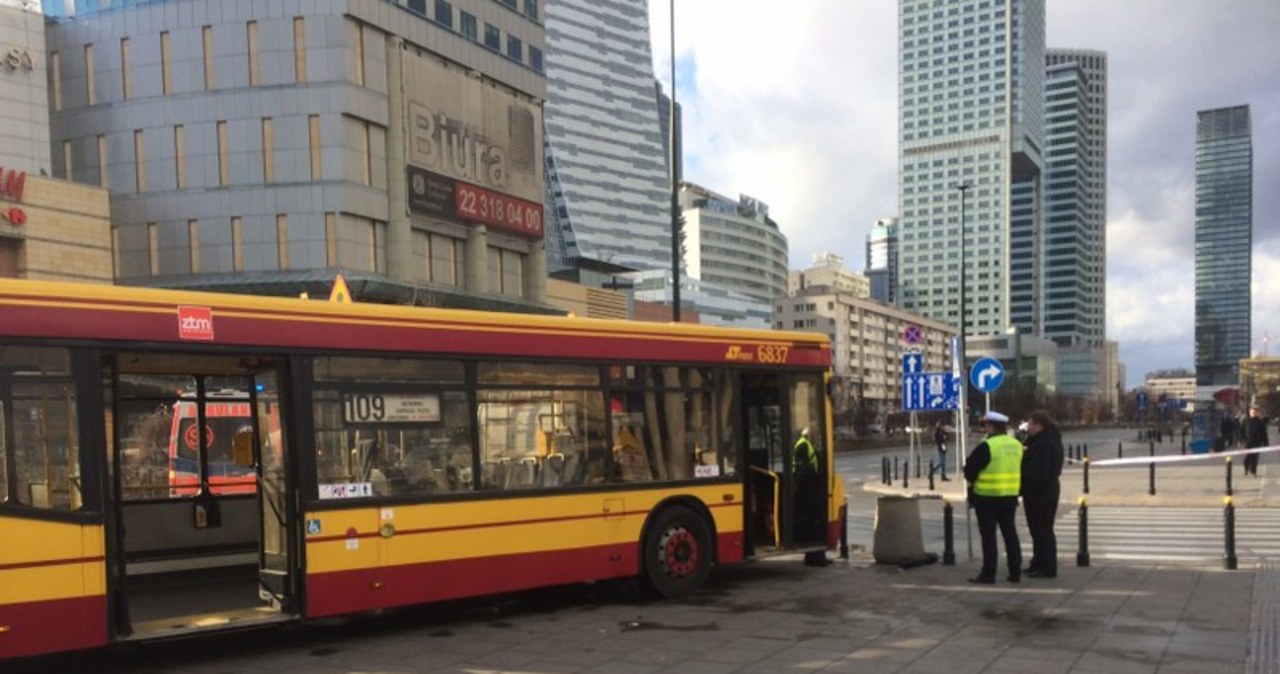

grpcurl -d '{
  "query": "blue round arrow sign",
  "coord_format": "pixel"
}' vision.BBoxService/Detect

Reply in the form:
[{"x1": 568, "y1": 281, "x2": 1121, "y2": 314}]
[{"x1": 969, "y1": 357, "x2": 1005, "y2": 394}]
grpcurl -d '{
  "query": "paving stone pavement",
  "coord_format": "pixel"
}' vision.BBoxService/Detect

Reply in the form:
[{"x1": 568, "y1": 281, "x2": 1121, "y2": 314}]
[{"x1": 16, "y1": 553, "x2": 1270, "y2": 674}]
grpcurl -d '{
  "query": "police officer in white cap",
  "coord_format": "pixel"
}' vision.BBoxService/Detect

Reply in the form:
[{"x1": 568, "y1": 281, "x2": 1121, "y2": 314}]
[{"x1": 962, "y1": 410, "x2": 1024, "y2": 584}]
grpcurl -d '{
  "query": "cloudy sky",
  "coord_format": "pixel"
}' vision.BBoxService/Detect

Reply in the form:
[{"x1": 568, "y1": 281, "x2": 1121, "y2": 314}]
[{"x1": 647, "y1": 0, "x2": 1279, "y2": 388}]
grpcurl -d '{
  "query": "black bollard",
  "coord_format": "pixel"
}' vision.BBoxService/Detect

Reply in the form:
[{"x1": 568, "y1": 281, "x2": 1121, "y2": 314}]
[
  {"x1": 1224, "y1": 498, "x2": 1238, "y2": 571},
  {"x1": 1150, "y1": 438, "x2": 1155, "y2": 456},
  {"x1": 1181, "y1": 436, "x2": 1187, "y2": 455},
  {"x1": 882, "y1": 456, "x2": 889, "y2": 485},
  {"x1": 903, "y1": 458, "x2": 909, "y2": 489},
  {"x1": 942, "y1": 501, "x2": 956, "y2": 566},
  {"x1": 1083, "y1": 443, "x2": 1089, "y2": 460},
  {"x1": 839, "y1": 503, "x2": 850, "y2": 560},
  {"x1": 1149, "y1": 461, "x2": 1156, "y2": 496},
  {"x1": 893, "y1": 456, "x2": 899, "y2": 483},
  {"x1": 1118, "y1": 441, "x2": 1123, "y2": 459},
  {"x1": 1077, "y1": 497, "x2": 1091, "y2": 567},
  {"x1": 1226, "y1": 457, "x2": 1233, "y2": 497},
  {"x1": 915, "y1": 453, "x2": 922, "y2": 479},
  {"x1": 1083, "y1": 457, "x2": 1090, "y2": 494},
  {"x1": 928, "y1": 464, "x2": 935, "y2": 491}
]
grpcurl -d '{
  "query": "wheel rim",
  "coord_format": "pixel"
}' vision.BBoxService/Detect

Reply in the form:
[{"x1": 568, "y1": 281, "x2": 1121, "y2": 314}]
[{"x1": 657, "y1": 525, "x2": 699, "y2": 578}]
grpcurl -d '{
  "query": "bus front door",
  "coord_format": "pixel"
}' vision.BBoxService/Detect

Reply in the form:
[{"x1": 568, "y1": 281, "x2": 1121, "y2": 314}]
[{"x1": 742, "y1": 373, "x2": 829, "y2": 556}]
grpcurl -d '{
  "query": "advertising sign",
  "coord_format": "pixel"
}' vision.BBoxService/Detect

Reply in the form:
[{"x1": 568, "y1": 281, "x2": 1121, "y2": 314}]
[{"x1": 403, "y1": 53, "x2": 543, "y2": 237}]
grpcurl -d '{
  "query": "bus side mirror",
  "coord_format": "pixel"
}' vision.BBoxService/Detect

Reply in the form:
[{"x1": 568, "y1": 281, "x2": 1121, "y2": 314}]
[{"x1": 233, "y1": 430, "x2": 255, "y2": 467}]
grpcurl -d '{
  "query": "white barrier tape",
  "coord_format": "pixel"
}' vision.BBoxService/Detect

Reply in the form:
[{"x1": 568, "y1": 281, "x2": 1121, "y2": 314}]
[{"x1": 1088, "y1": 444, "x2": 1280, "y2": 468}]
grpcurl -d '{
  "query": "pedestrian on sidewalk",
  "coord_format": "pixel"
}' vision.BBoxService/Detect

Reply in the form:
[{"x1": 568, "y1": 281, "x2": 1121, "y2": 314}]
[
  {"x1": 933, "y1": 420, "x2": 951, "y2": 481},
  {"x1": 1020, "y1": 410, "x2": 1063, "y2": 578},
  {"x1": 1243, "y1": 406, "x2": 1269, "y2": 477},
  {"x1": 1218, "y1": 413, "x2": 1239, "y2": 453},
  {"x1": 963, "y1": 410, "x2": 1023, "y2": 584}
]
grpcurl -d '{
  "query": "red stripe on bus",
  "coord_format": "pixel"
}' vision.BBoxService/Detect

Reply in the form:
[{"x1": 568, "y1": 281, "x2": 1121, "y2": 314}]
[
  {"x1": 0, "y1": 301, "x2": 830, "y2": 367},
  {"x1": 308, "y1": 501, "x2": 742, "y2": 543},
  {"x1": 0, "y1": 594, "x2": 107, "y2": 659},
  {"x1": 306, "y1": 541, "x2": 641, "y2": 618},
  {"x1": 0, "y1": 555, "x2": 105, "y2": 573}
]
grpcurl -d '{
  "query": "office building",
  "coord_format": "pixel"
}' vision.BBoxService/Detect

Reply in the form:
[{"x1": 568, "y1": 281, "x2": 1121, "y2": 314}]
[
  {"x1": 1194, "y1": 105, "x2": 1252, "y2": 386},
  {"x1": 678, "y1": 182, "x2": 787, "y2": 303},
  {"x1": 897, "y1": 0, "x2": 1045, "y2": 336},
  {"x1": 542, "y1": 0, "x2": 671, "y2": 274},
  {"x1": 1144, "y1": 369, "x2": 1196, "y2": 404},
  {"x1": 0, "y1": 1, "x2": 112, "y2": 282},
  {"x1": 629, "y1": 268, "x2": 770, "y2": 328},
  {"x1": 791, "y1": 252, "x2": 870, "y2": 300},
  {"x1": 777, "y1": 285, "x2": 956, "y2": 419},
  {"x1": 1043, "y1": 49, "x2": 1110, "y2": 403},
  {"x1": 46, "y1": 0, "x2": 551, "y2": 312},
  {"x1": 865, "y1": 217, "x2": 898, "y2": 304}
]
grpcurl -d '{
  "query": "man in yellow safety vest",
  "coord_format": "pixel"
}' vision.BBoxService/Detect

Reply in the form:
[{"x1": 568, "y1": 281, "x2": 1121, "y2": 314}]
[{"x1": 962, "y1": 410, "x2": 1023, "y2": 584}]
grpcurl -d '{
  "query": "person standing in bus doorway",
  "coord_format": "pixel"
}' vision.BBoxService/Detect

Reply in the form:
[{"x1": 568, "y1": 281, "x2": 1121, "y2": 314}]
[
  {"x1": 933, "y1": 420, "x2": 951, "y2": 481},
  {"x1": 1020, "y1": 410, "x2": 1064, "y2": 578},
  {"x1": 963, "y1": 411, "x2": 1023, "y2": 584},
  {"x1": 1243, "y1": 405, "x2": 1270, "y2": 477},
  {"x1": 793, "y1": 427, "x2": 824, "y2": 547}
]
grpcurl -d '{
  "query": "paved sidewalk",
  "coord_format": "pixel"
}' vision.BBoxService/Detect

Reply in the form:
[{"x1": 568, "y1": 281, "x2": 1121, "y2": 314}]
[{"x1": 30, "y1": 555, "x2": 1267, "y2": 674}]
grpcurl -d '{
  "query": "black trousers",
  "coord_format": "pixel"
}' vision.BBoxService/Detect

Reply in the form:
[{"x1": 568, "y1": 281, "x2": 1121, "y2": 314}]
[
  {"x1": 1244, "y1": 451, "x2": 1260, "y2": 475},
  {"x1": 974, "y1": 499, "x2": 1021, "y2": 578},
  {"x1": 1023, "y1": 484, "x2": 1059, "y2": 574}
]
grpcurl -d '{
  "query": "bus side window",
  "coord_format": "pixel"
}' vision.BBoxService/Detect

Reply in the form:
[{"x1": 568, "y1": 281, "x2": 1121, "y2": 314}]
[{"x1": 0, "y1": 346, "x2": 80, "y2": 512}]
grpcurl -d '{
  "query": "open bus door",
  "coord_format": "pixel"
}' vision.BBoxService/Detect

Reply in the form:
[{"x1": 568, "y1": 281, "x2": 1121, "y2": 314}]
[
  {"x1": 742, "y1": 373, "x2": 828, "y2": 557},
  {"x1": 106, "y1": 356, "x2": 299, "y2": 641}
]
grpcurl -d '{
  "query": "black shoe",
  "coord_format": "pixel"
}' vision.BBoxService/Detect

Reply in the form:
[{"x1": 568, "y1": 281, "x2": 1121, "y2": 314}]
[
  {"x1": 1027, "y1": 569, "x2": 1057, "y2": 578},
  {"x1": 941, "y1": 477, "x2": 951, "y2": 481},
  {"x1": 1007, "y1": 574, "x2": 1021, "y2": 583},
  {"x1": 1023, "y1": 565, "x2": 1039, "y2": 575},
  {"x1": 968, "y1": 575, "x2": 996, "y2": 585}
]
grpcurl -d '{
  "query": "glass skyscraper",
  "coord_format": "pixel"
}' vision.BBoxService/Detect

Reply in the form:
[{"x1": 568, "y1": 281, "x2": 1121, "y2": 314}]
[
  {"x1": 542, "y1": 0, "x2": 673, "y2": 274},
  {"x1": 1195, "y1": 105, "x2": 1252, "y2": 387},
  {"x1": 896, "y1": 0, "x2": 1045, "y2": 337}
]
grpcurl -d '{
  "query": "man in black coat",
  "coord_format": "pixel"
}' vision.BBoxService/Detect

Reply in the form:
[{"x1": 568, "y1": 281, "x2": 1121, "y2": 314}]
[
  {"x1": 1021, "y1": 410, "x2": 1064, "y2": 578},
  {"x1": 1243, "y1": 406, "x2": 1270, "y2": 477}
]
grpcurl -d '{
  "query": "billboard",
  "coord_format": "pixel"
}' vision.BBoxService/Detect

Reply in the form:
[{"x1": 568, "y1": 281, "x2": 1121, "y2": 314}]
[{"x1": 403, "y1": 53, "x2": 544, "y2": 238}]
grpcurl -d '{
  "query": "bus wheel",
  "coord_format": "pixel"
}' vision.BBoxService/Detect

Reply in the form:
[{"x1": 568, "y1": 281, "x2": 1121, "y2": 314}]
[{"x1": 643, "y1": 505, "x2": 712, "y2": 599}]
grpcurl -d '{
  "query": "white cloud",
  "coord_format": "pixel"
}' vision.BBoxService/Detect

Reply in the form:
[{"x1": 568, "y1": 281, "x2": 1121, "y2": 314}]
[{"x1": 648, "y1": 0, "x2": 1280, "y2": 386}]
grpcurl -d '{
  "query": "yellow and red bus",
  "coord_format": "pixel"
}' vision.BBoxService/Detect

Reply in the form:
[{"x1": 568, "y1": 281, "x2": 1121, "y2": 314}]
[{"x1": 0, "y1": 279, "x2": 844, "y2": 661}]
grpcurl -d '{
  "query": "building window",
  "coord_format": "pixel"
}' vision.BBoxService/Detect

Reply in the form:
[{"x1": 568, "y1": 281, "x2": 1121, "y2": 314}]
[
  {"x1": 429, "y1": 233, "x2": 462, "y2": 286},
  {"x1": 61, "y1": 140, "x2": 72, "y2": 181},
  {"x1": 188, "y1": 219, "x2": 201, "y2": 273},
  {"x1": 529, "y1": 46, "x2": 543, "y2": 72},
  {"x1": 461, "y1": 12, "x2": 477, "y2": 40},
  {"x1": 50, "y1": 51, "x2": 61, "y2": 111},
  {"x1": 293, "y1": 17, "x2": 308, "y2": 83},
  {"x1": 360, "y1": 119, "x2": 372, "y2": 185},
  {"x1": 524, "y1": 0, "x2": 538, "y2": 21},
  {"x1": 231, "y1": 216, "x2": 244, "y2": 271},
  {"x1": 246, "y1": 21, "x2": 260, "y2": 86},
  {"x1": 483, "y1": 23, "x2": 500, "y2": 51},
  {"x1": 276, "y1": 214, "x2": 290, "y2": 269},
  {"x1": 353, "y1": 20, "x2": 365, "y2": 86},
  {"x1": 174, "y1": 125, "x2": 186, "y2": 189},
  {"x1": 133, "y1": 129, "x2": 145, "y2": 192},
  {"x1": 147, "y1": 222, "x2": 159, "y2": 276},
  {"x1": 216, "y1": 120, "x2": 229, "y2": 186},
  {"x1": 506, "y1": 35, "x2": 522, "y2": 61},
  {"x1": 325, "y1": 213, "x2": 338, "y2": 266},
  {"x1": 489, "y1": 247, "x2": 525, "y2": 298},
  {"x1": 84, "y1": 44, "x2": 95, "y2": 105},
  {"x1": 96, "y1": 134, "x2": 107, "y2": 188},
  {"x1": 407, "y1": 0, "x2": 426, "y2": 13},
  {"x1": 120, "y1": 38, "x2": 132, "y2": 99},
  {"x1": 160, "y1": 31, "x2": 172, "y2": 94},
  {"x1": 309, "y1": 115, "x2": 322, "y2": 180},
  {"x1": 202, "y1": 25, "x2": 216, "y2": 90},
  {"x1": 261, "y1": 118, "x2": 275, "y2": 183},
  {"x1": 434, "y1": 0, "x2": 452, "y2": 28}
]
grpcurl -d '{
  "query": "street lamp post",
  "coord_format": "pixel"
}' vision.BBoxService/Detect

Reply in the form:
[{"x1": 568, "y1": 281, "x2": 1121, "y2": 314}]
[
  {"x1": 668, "y1": 0, "x2": 681, "y2": 322},
  {"x1": 955, "y1": 182, "x2": 970, "y2": 483}
]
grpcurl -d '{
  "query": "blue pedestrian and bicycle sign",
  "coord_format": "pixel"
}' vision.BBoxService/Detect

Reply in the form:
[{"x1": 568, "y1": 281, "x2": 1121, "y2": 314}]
[{"x1": 969, "y1": 357, "x2": 1005, "y2": 394}]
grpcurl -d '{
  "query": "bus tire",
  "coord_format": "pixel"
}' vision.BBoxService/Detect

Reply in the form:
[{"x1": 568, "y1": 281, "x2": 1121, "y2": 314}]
[{"x1": 642, "y1": 505, "x2": 712, "y2": 599}]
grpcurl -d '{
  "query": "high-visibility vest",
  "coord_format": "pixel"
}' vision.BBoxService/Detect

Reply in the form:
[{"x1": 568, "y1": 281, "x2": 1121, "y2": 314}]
[
  {"x1": 973, "y1": 434, "x2": 1022, "y2": 497},
  {"x1": 794, "y1": 436, "x2": 818, "y2": 473}
]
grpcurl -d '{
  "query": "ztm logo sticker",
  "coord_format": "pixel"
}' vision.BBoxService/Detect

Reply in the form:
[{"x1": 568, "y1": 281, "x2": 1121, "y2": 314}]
[{"x1": 177, "y1": 306, "x2": 215, "y2": 340}]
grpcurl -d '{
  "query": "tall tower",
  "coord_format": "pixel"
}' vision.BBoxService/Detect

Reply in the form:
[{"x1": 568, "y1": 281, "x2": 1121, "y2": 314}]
[
  {"x1": 1195, "y1": 105, "x2": 1252, "y2": 387},
  {"x1": 1042, "y1": 49, "x2": 1107, "y2": 348},
  {"x1": 896, "y1": 0, "x2": 1045, "y2": 337},
  {"x1": 542, "y1": 0, "x2": 672, "y2": 274},
  {"x1": 865, "y1": 217, "x2": 898, "y2": 305}
]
